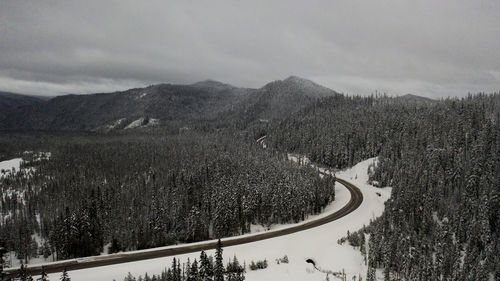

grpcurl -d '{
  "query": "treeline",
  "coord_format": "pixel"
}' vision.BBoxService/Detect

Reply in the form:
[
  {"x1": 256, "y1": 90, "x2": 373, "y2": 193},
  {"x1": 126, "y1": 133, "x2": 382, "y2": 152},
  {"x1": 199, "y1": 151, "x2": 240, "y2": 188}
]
[
  {"x1": 122, "y1": 240, "x2": 245, "y2": 281},
  {"x1": 0, "y1": 131, "x2": 335, "y2": 261},
  {"x1": 269, "y1": 93, "x2": 500, "y2": 280},
  {"x1": 12, "y1": 264, "x2": 62, "y2": 281}
]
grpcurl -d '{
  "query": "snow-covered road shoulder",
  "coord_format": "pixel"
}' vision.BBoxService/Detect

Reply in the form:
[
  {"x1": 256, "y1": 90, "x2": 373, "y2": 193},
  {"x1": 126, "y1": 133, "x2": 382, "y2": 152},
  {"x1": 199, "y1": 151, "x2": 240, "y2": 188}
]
[{"x1": 240, "y1": 157, "x2": 391, "y2": 281}]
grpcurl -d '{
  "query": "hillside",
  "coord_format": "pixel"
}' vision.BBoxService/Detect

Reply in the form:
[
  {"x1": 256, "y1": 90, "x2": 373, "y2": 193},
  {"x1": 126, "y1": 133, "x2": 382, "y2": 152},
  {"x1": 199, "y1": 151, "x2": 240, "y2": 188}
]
[
  {"x1": 396, "y1": 93, "x2": 436, "y2": 103},
  {"x1": 0, "y1": 83, "x2": 244, "y2": 131},
  {"x1": 0, "y1": 76, "x2": 338, "y2": 131},
  {"x1": 250, "y1": 76, "x2": 338, "y2": 120},
  {"x1": 220, "y1": 76, "x2": 339, "y2": 127},
  {"x1": 0, "y1": 91, "x2": 47, "y2": 119},
  {"x1": 268, "y1": 93, "x2": 500, "y2": 280}
]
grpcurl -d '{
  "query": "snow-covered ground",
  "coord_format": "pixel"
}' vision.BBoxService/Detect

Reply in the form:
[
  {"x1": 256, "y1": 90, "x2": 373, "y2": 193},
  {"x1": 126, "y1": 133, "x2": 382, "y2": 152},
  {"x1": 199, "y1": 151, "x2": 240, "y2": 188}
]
[
  {"x1": 38, "y1": 157, "x2": 391, "y2": 281},
  {"x1": 1, "y1": 153, "x2": 54, "y2": 266},
  {"x1": 0, "y1": 152, "x2": 51, "y2": 185},
  {"x1": 106, "y1": 118, "x2": 127, "y2": 130},
  {"x1": 0, "y1": 152, "x2": 51, "y2": 180},
  {"x1": 0, "y1": 158, "x2": 27, "y2": 210},
  {"x1": 124, "y1": 117, "x2": 160, "y2": 129},
  {"x1": 0, "y1": 158, "x2": 23, "y2": 179}
]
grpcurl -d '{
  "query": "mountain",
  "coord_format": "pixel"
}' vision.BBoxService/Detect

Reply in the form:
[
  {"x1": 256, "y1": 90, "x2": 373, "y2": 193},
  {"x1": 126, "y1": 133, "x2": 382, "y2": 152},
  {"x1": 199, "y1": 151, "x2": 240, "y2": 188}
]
[
  {"x1": 190, "y1": 79, "x2": 236, "y2": 91},
  {"x1": 0, "y1": 83, "x2": 243, "y2": 131},
  {"x1": 0, "y1": 91, "x2": 47, "y2": 111},
  {"x1": 230, "y1": 76, "x2": 339, "y2": 123},
  {"x1": 0, "y1": 91, "x2": 48, "y2": 121},
  {"x1": 275, "y1": 76, "x2": 336, "y2": 97},
  {"x1": 0, "y1": 76, "x2": 338, "y2": 131},
  {"x1": 396, "y1": 93, "x2": 436, "y2": 103}
]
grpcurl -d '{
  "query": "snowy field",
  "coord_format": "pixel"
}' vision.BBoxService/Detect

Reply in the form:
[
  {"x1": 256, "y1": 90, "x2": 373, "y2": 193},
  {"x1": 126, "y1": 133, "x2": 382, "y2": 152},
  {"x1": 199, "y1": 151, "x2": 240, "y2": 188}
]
[{"x1": 37, "y1": 156, "x2": 391, "y2": 281}]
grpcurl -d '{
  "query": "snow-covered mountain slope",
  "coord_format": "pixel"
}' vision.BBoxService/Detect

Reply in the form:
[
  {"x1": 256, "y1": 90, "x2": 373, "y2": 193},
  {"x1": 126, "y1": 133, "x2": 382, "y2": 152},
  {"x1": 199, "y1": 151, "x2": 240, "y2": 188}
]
[
  {"x1": 124, "y1": 117, "x2": 160, "y2": 129},
  {"x1": 41, "y1": 157, "x2": 391, "y2": 281}
]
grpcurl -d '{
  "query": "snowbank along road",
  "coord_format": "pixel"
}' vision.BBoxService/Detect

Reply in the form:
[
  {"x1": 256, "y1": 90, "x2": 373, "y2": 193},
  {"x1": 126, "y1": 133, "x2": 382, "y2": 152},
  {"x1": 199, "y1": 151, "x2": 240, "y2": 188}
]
[{"x1": 4, "y1": 175, "x2": 363, "y2": 278}]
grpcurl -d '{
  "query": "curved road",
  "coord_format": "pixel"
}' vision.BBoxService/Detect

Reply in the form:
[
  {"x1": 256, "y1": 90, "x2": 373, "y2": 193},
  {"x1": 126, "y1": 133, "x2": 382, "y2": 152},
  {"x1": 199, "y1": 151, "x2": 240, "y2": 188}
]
[{"x1": 6, "y1": 174, "x2": 363, "y2": 278}]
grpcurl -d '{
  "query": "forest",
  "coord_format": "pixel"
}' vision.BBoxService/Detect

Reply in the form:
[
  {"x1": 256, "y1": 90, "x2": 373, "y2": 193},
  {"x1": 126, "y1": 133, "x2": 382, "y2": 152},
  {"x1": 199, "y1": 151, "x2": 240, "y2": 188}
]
[
  {"x1": 269, "y1": 93, "x2": 499, "y2": 280},
  {"x1": 0, "y1": 131, "x2": 335, "y2": 262},
  {"x1": 120, "y1": 240, "x2": 245, "y2": 281},
  {"x1": 1, "y1": 91, "x2": 498, "y2": 280},
  {"x1": 9, "y1": 239, "x2": 245, "y2": 281}
]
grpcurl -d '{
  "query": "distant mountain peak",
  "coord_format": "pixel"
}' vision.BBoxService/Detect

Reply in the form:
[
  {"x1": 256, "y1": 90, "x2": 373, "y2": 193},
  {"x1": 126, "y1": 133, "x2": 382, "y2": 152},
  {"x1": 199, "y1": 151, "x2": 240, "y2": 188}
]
[
  {"x1": 191, "y1": 79, "x2": 235, "y2": 90},
  {"x1": 262, "y1": 75, "x2": 337, "y2": 98},
  {"x1": 283, "y1": 75, "x2": 312, "y2": 83},
  {"x1": 398, "y1": 93, "x2": 436, "y2": 103},
  {"x1": 282, "y1": 76, "x2": 329, "y2": 90},
  {"x1": 401, "y1": 93, "x2": 421, "y2": 98},
  {"x1": 282, "y1": 75, "x2": 319, "y2": 86}
]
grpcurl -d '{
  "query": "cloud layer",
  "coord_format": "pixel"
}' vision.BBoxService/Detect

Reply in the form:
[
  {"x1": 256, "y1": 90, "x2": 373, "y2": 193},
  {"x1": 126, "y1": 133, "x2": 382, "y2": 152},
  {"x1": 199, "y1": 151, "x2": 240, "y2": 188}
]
[{"x1": 1, "y1": 0, "x2": 499, "y2": 97}]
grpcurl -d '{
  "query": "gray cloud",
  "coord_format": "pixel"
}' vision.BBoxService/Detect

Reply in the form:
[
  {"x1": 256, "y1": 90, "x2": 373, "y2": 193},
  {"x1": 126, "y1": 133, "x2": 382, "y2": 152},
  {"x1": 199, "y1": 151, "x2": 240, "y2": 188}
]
[{"x1": 0, "y1": 0, "x2": 498, "y2": 98}]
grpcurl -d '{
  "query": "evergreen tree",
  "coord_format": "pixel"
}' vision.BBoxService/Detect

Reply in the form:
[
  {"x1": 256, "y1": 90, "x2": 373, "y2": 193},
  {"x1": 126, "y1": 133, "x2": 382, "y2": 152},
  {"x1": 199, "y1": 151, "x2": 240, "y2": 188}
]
[
  {"x1": 165, "y1": 268, "x2": 173, "y2": 281},
  {"x1": 0, "y1": 245, "x2": 8, "y2": 281},
  {"x1": 60, "y1": 268, "x2": 70, "y2": 281},
  {"x1": 19, "y1": 263, "x2": 29, "y2": 281},
  {"x1": 226, "y1": 256, "x2": 245, "y2": 281},
  {"x1": 40, "y1": 266, "x2": 49, "y2": 281},
  {"x1": 214, "y1": 240, "x2": 224, "y2": 281},
  {"x1": 366, "y1": 263, "x2": 376, "y2": 281},
  {"x1": 171, "y1": 258, "x2": 181, "y2": 281},
  {"x1": 185, "y1": 258, "x2": 191, "y2": 281},
  {"x1": 199, "y1": 251, "x2": 213, "y2": 281},
  {"x1": 187, "y1": 259, "x2": 199, "y2": 281},
  {"x1": 176, "y1": 259, "x2": 182, "y2": 281}
]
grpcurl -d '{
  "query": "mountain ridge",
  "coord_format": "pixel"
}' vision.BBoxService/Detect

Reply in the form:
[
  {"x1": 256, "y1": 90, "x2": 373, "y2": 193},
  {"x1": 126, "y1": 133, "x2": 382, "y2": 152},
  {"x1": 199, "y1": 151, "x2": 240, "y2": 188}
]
[
  {"x1": 397, "y1": 93, "x2": 436, "y2": 103},
  {"x1": 0, "y1": 76, "x2": 339, "y2": 131}
]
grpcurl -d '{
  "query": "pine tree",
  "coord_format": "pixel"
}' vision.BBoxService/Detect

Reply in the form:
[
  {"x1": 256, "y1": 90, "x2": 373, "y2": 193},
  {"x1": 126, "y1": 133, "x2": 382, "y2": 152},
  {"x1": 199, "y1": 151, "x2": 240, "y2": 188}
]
[
  {"x1": 40, "y1": 266, "x2": 49, "y2": 281},
  {"x1": 0, "y1": 245, "x2": 8, "y2": 281},
  {"x1": 199, "y1": 250, "x2": 213, "y2": 281},
  {"x1": 359, "y1": 232, "x2": 367, "y2": 265},
  {"x1": 226, "y1": 256, "x2": 245, "y2": 281},
  {"x1": 19, "y1": 263, "x2": 29, "y2": 281},
  {"x1": 124, "y1": 272, "x2": 136, "y2": 281},
  {"x1": 165, "y1": 268, "x2": 173, "y2": 281},
  {"x1": 185, "y1": 258, "x2": 191, "y2": 281},
  {"x1": 171, "y1": 258, "x2": 181, "y2": 281},
  {"x1": 366, "y1": 262, "x2": 376, "y2": 281},
  {"x1": 214, "y1": 239, "x2": 224, "y2": 281},
  {"x1": 177, "y1": 259, "x2": 182, "y2": 281},
  {"x1": 60, "y1": 268, "x2": 70, "y2": 281},
  {"x1": 188, "y1": 259, "x2": 199, "y2": 281}
]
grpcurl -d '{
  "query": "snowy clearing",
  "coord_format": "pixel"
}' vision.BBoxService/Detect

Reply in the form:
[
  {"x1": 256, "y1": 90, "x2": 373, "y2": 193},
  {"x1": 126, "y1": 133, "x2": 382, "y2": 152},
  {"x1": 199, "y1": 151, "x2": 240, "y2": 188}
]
[
  {"x1": 0, "y1": 152, "x2": 51, "y2": 181},
  {"x1": 37, "y1": 157, "x2": 391, "y2": 281},
  {"x1": 0, "y1": 158, "x2": 23, "y2": 179}
]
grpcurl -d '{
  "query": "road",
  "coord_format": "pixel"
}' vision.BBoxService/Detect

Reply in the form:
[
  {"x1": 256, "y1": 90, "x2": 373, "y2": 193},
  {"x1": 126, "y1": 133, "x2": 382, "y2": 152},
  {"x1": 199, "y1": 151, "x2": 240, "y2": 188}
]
[{"x1": 5, "y1": 176, "x2": 362, "y2": 278}]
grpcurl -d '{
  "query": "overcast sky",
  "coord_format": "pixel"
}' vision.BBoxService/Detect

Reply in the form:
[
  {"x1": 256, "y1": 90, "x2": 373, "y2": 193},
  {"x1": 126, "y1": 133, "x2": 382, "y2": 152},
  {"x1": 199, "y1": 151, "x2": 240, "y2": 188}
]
[{"x1": 1, "y1": 0, "x2": 499, "y2": 98}]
